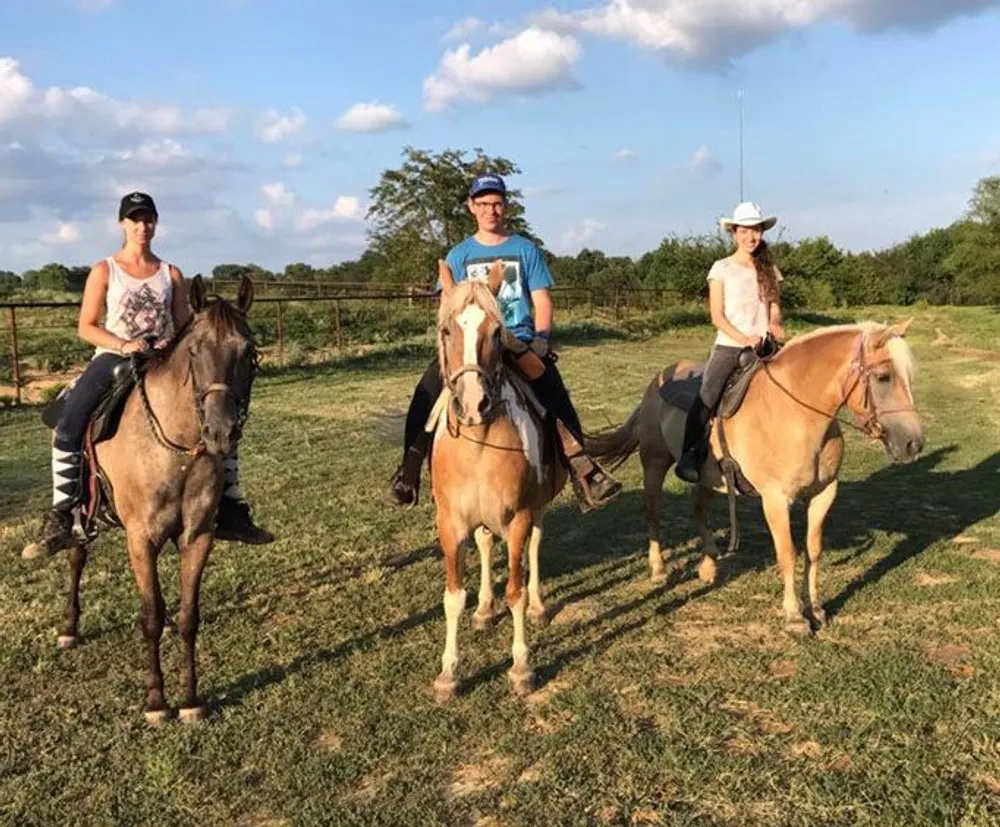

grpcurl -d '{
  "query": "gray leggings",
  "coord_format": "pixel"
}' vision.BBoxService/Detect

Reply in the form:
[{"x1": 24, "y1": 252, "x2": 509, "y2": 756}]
[{"x1": 699, "y1": 345, "x2": 744, "y2": 411}]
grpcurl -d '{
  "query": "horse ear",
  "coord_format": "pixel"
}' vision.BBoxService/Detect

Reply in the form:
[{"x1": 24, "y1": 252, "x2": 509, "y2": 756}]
[
  {"x1": 237, "y1": 276, "x2": 254, "y2": 313},
  {"x1": 189, "y1": 274, "x2": 206, "y2": 313},
  {"x1": 890, "y1": 317, "x2": 913, "y2": 338},
  {"x1": 438, "y1": 259, "x2": 455, "y2": 294},
  {"x1": 487, "y1": 259, "x2": 504, "y2": 295}
]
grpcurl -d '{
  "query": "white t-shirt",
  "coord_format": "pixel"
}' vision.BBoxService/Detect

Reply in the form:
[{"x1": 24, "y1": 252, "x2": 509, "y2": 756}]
[{"x1": 707, "y1": 257, "x2": 782, "y2": 348}]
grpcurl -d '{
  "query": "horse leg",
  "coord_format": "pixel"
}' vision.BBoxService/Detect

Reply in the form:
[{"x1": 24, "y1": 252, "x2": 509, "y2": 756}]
[
  {"x1": 694, "y1": 485, "x2": 721, "y2": 585},
  {"x1": 472, "y1": 527, "x2": 497, "y2": 630},
  {"x1": 526, "y1": 512, "x2": 548, "y2": 627},
  {"x1": 58, "y1": 541, "x2": 88, "y2": 649},
  {"x1": 761, "y1": 492, "x2": 809, "y2": 635},
  {"x1": 506, "y1": 511, "x2": 535, "y2": 696},
  {"x1": 803, "y1": 481, "x2": 838, "y2": 629},
  {"x1": 177, "y1": 531, "x2": 213, "y2": 723},
  {"x1": 126, "y1": 532, "x2": 169, "y2": 722},
  {"x1": 434, "y1": 517, "x2": 466, "y2": 704},
  {"x1": 641, "y1": 453, "x2": 669, "y2": 582}
]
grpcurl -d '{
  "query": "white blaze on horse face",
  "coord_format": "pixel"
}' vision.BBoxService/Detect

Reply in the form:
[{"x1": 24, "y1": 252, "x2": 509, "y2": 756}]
[
  {"x1": 455, "y1": 304, "x2": 488, "y2": 421},
  {"x1": 501, "y1": 381, "x2": 543, "y2": 483}
]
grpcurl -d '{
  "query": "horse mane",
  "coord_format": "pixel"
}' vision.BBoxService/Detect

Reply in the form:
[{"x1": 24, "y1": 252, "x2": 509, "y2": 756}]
[
  {"x1": 778, "y1": 321, "x2": 915, "y2": 389},
  {"x1": 438, "y1": 279, "x2": 504, "y2": 329}
]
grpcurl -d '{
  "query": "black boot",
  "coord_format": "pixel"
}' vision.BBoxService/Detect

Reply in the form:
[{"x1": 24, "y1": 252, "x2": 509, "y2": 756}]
[
  {"x1": 38, "y1": 507, "x2": 77, "y2": 556},
  {"x1": 384, "y1": 434, "x2": 429, "y2": 509},
  {"x1": 215, "y1": 497, "x2": 274, "y2": 544},
  {"x1": 675, "y1": 399, "x2": 710, "y2": 484},
  {"x1": 557, "y1": 421, "x2": 622, "y2": 512}
]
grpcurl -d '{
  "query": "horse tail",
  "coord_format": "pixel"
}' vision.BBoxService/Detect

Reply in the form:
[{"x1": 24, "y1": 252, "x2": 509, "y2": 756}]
[{"x1": 584, "y1": 398, "x2": 645, "y2": 472}]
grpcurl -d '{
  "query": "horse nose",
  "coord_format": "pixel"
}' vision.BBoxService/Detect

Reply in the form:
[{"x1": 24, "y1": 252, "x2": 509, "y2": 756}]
[
  {"x1": 907, "y1": 435, "x2": 924, "y2": 458},
  {"x1": 478, "y1": 395, "x2": 491, "y2": 415}
]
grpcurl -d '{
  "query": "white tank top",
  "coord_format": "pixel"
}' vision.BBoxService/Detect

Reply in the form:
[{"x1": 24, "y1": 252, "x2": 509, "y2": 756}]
[{"x1": 95, "y1": 257, "x2": 174, "y2": 357}]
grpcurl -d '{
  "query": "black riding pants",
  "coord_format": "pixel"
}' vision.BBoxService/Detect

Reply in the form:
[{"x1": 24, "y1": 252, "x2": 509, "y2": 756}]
[
  {"x1": 682, "y1": 345, "x2": 744, "y2": 454},
  {"x1": 402, "y1": 353, "x2": 584, "y2": 456},
  {"x1": 54, "y1": 353, "x2": 127, "y2": 453}
]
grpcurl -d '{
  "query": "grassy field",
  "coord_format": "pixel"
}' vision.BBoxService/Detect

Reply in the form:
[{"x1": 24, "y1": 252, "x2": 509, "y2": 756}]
[{"x1": 1, "y1": 306, "x2": 999, "y2": 826}]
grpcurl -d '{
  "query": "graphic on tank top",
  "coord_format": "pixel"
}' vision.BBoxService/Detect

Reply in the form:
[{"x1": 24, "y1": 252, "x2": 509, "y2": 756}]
[{"x1": 119, "y1": 281, "x2": 171, "y2": 339}]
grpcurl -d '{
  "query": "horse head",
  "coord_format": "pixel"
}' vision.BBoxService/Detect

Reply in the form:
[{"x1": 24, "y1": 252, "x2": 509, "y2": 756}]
[
  {"x1": 846, "y1": 318, "x2": 924, "y2": 462},
  {"x1": 184, "y1": 274, "x2": 259, "y2": 455},
  {"x1": 437, "y1": 259, "x2": 505, "y2": 426}
]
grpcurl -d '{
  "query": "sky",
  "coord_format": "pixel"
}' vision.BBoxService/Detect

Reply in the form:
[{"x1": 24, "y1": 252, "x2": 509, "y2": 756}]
[{"x1": 2, "y1": 0, "x2": 1000, "y2": 276}]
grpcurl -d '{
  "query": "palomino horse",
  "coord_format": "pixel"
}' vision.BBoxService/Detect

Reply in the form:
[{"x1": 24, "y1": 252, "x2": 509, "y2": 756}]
[
  {"x1": 587, "y1": 321, "x2": 924, "y2": 634},
  {"x1": 429, "y1": 261, "x2": 567, "y2": 702},
  {"x1": 26, "y1": 276, "x2": 259, "y2": 722}
]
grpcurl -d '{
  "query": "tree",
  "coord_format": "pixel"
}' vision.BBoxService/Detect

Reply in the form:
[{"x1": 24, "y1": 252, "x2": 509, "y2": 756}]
[
  {"x1": 284, "y1": 262, "x2": 317, "y2": 282},
  {"x1": 0, "y1": 270, "x2": 21, "y2": 295},
  {"x1": 366, "y1": 146, "x2": 538, "y2": 286},
  {"x1": 36, "y1": 263, "x2": 71, "y2": 292},
  {"x1": 944, "y1": 176, "x2": 1000, "y2": 305}
]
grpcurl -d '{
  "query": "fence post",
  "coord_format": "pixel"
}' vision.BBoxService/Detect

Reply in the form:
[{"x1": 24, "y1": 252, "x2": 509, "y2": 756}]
[
  {"x1": 8, "y1": 307, "x2": 21, "y2": 405},
  {"x1": 335, "y1": 299, "x2": 343, "y2": 353},
  {"x1": 588, "y1": 289, "x2": 594, "y2": 318},
  {"x1": 613, "y1": 289, "x2": 620, "y2": 321},
  {"x1": 276, "y1": 300, "x2": 284, "y2": 365}
]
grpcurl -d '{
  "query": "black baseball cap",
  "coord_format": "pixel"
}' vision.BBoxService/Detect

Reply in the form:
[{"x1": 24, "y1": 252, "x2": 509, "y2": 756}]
[{"x1": 118, "y1": 191, "x2": 158, "y2": 220}]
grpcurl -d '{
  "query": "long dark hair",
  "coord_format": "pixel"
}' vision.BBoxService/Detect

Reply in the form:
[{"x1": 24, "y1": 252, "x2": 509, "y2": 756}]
[{"x1": 751, "y1": 240, "x2": 780, "y2": 303}]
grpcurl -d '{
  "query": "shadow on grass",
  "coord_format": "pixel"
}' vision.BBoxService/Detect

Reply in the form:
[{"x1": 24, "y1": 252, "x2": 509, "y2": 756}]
[{"x1": 0, "y1": 452, "x2": 48, "y2": 522}]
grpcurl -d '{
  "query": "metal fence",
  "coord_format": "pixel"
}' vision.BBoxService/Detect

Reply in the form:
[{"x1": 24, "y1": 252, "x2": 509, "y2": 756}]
[{"x1": 0, "y1": 286, "x2": 679, "y2": 404}]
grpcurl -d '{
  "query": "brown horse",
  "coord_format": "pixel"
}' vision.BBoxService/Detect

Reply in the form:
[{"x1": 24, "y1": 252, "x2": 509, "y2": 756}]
[
  {"x1": 587, "y1": 320, "x2": 924, "y2": 634},
  {"x1": 429, "y1": 261, "x2": 567, "y2": 702},
  {"x1": 25, "y1": 276, "x2": 259, "y2": 722}
]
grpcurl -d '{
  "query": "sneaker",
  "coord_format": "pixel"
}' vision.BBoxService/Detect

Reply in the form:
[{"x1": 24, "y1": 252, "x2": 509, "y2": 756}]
[{"x1": 215, "y1": 497, "x2": 274, "y2": 544}]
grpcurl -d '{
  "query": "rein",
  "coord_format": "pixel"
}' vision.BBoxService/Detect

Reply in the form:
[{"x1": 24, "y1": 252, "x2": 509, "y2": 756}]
[{"x1": 759, "y1": 333, "x2": 917, "y2": 440}]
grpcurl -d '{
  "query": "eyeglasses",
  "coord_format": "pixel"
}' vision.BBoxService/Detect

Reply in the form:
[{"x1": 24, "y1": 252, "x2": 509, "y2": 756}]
[{"x1": 472, "y1": 200, "x2": 505, "y2": 212}]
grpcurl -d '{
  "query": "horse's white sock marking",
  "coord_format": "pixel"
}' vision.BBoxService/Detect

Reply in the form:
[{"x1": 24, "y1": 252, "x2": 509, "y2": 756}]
[{"x1": 441, "y1": 587, "x2": 466, "y2": 678}]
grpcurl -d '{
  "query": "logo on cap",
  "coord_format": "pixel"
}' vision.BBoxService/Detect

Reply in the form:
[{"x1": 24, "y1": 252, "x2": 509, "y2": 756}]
[{"x1": 129, "y1": 193, "x2": 144, "y2": 203}]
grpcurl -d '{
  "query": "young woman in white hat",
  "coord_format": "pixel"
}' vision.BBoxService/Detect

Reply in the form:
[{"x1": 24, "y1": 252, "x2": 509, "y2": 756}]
[{"x1": 674, "y1": 201, "x2": 785, "y2": 483}]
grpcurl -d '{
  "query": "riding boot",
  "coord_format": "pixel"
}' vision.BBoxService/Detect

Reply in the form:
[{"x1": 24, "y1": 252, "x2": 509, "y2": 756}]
[
  {"x1": 555, "y1": 420, "x2": 623, "y2": 513},
  {"x1": 39, "y1": 442, "x2": 81, "y2": 555},
  {"x1": 675, "y1": 399, "x2": 710, "y2": 484},
  {"x1": 215, "y1": 449, "x2": 274, "y2": 544},
  {"x1": 384, "y1": 431, "x2": 430, "y2": 508}
]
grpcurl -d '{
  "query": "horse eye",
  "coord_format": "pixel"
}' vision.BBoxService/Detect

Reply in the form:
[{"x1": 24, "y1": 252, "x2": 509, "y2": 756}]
[
  {"x1": 875, "y1": 373, "x2": 892, "y2": 384},
  {"x1": 442, "y1": 328, "x2": 451, "y2": 337}
]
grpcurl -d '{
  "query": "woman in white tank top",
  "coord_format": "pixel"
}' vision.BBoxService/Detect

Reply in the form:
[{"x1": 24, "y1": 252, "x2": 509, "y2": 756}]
[
  {"x1": 675, "y1": 202, "x2": 786, "y2": 484},
  {"x1": 38, "y1": 192, "x2": 273, "y2": 554}
]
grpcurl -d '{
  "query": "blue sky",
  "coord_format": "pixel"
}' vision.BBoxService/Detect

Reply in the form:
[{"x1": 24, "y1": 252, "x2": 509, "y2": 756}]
[{"x1": 2, "y1": 0, "x2": 999, "y2": 275}]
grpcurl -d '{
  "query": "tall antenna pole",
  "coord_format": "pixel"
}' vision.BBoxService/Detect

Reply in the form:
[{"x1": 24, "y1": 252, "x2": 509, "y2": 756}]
[{"x1": 737, "y1": 86, "x2": 745, "y2": 202}]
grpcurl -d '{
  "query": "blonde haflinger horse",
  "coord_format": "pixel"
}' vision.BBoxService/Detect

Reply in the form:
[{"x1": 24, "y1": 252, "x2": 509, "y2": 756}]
[
  {"x1": 428, "y1": 260, "x2": 567, "y2": 703},
  {"x1": 586, "y1": 320, "x2": 924, "y2": 634}
]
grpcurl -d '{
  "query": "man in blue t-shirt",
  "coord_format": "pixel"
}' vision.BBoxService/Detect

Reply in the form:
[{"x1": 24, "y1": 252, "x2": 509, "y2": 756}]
[{"x1": 384, "y1": 173, "x2": 621, "y2": 512}]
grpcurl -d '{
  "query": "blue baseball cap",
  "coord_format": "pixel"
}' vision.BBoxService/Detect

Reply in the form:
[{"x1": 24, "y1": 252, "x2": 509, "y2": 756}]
[{"x1": 469, "y1": 174, "x2": 507, "y2": 199}]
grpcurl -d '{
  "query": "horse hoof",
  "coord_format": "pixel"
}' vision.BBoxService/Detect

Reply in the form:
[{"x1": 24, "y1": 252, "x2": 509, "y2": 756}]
[
  {"x1": 56, "y1": 634, "x2": 77, "y2": 649},
  {"x1": 162, "y1": 618, "x2": 177, "y2": 638},
  {"x1": 472, "y1": 610, "x2": 496, "y2": 631},
  {"x1": 528, "y1": 609, "x2": 549, "y2": 628},
  {"x1": 433, "y1": 676, "x2": 457, "y2": 704},
  {"x1": 508, "y1": 668, "x2": 536, "y2": 697},
  {"x1": 21, "y1": 543, "x2": 44, "y2": 561},
  {"x1": 808, "y1": 607, "x2": 828, "y2": 628},
  {"x1": 179, "y1": 706, "x2": 205, "y2": 724},
  {"x1": 697, "y1": 557, "x2": 718, "y2": 585},
  {"x1": 784, "y1": 618, "x2": 812, "y2": 637},
  {"x1": 650, "y1": 568, "x2": 668, "y2": 584},
  {"x1": 144, "y1": 709, "x2": 171, "y2": 727}
]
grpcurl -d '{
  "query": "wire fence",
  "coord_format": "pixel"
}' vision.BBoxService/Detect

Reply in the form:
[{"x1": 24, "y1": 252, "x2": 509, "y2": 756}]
[{"x1": 0, "y1": 286, "x2": 682, "y2": 404}]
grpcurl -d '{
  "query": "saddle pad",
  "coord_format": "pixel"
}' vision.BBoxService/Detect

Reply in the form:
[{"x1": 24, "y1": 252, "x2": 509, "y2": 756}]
[{"x1": 657, "y1": 364, "x2": 704, "y2": 412}]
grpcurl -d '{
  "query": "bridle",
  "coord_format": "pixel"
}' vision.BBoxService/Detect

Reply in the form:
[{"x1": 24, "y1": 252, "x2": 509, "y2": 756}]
[
  {"x1": 761, "y1": 332, "x2": 917, "y2": 441},
  {"x1": 439, "y1": 317, "x2": 505, "y2": 431},
  {"x1": 137, "y1": 317, "x2": 259, "y2": 457}
]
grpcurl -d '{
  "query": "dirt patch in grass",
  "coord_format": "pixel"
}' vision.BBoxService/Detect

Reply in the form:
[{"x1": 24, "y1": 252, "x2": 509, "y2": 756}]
[{"x1": 445, "y1": 751, "x2": 511, "y2": 801}]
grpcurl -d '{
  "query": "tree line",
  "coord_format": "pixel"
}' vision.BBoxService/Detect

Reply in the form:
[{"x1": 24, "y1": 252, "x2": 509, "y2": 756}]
[{"x1": 2, "y1": 148, "x2": 998, "y2": 309}]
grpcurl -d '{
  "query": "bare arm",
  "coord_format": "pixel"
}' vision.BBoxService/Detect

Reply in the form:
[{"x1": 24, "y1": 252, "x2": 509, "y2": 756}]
[
  {"x1": 77, "y1": 262, "x2": 136, "y2": 354},
  {"x1": 531, "y1": 288, "x2": 553, "y2": 337},
  {"x1": 708, "y1": 280, "x2": 756, "y2": 347},
  {"x1": 768, "y1": 301, "x2": 785, "y2": 339}
]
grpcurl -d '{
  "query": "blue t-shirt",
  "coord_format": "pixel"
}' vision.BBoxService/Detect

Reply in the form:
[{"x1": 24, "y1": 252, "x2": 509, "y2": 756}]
[{"x1": 444, "y1": 234, "x2": 554, "y2": 342}]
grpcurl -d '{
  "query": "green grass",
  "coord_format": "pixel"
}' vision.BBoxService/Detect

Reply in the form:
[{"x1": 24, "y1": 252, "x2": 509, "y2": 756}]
[{"x1": 2, "y1": 309, "x2": 1000, "y2": 826}]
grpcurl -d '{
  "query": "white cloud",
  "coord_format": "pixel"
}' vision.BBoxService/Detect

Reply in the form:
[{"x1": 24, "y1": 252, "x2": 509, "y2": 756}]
[
  {"x1": 283, "y1": 152, "x2": 303, "y2": 167},
  {"x1": 295, "y1": 196, "x2": 363, "y2": 231},
  {"x1": 254, "y1": 208, "x2": 274, "y2": 231},
  {"x1": 687, "y1": 144, "x2": 719, "y2": 172},
  {"x1": 613, "y1": 147, "x2": 635, "y2": 161},
  {"x1": 443, "y1": 17, "x2": 484, "y2": 41},
  {"x1": 423, "y1": 27, "x2": 582, "y2": 112},
  {"x1": 40, "y1": 222, "x2": 81, "y2": 245},
  {"x1": 256, "y1": 107, "x2": 305, "y2": 143},
  {"x1": 261, "y1": 181, "x2": 295, "y2": 205},
  {"x1": 116, "y1": 138, "x2": 188, "y2": 165},
  {"x1": 557, "y1": 217, "x2": 606, "y2": 252},
  {"x1": 336, "y1": 101, "x2": 406, "y2": 133},
  {"x1": 534, "y1": 0, "x2": 1000, "y2": 65}
]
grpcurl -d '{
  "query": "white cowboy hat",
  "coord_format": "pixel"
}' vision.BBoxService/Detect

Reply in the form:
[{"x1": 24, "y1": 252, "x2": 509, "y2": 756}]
[{"x1": 720, "y1": 201, "x2": 777, "y2": 231}]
